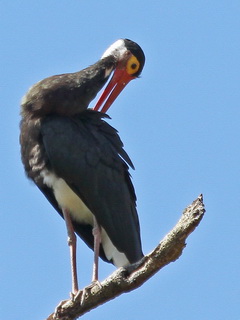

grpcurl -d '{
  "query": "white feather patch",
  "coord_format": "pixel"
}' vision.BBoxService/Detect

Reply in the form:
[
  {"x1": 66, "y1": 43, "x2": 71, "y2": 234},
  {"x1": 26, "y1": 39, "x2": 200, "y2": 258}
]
[
  {"x1": 40, "y1": 169, "x2": 129, "y2": 267},
  {"x1": 101, "y1": 39, "x2": 127, "y2": 59},
  {"x1": 41, "y1": 169, "x2": 93, "y2": 225}
]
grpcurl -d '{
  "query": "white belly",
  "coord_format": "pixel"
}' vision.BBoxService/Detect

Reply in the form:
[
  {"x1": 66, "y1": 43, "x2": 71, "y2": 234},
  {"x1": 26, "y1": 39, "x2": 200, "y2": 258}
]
[{"x1": 40, "y1": 169, "x2": 129, "y2": 267}]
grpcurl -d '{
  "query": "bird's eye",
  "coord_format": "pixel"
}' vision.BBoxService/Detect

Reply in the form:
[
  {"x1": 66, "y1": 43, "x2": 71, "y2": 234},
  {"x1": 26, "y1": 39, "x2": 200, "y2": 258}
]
[
  {"x1": 131, "y1": 63, "x2": 137, "y2": 70},
  {"x1": 126, "y1": 55, "x2": 140, "y2": 75}
]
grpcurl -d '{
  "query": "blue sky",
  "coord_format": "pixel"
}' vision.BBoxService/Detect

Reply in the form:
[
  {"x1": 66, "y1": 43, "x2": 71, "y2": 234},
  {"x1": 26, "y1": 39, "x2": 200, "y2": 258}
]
[{"x1": 1, "y1": 1, "x2": 240, "y2": 319}]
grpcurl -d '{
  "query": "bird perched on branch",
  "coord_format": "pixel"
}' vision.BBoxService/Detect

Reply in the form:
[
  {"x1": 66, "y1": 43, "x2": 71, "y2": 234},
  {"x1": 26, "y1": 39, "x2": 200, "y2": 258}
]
[{"x1": 20, "y1": 39, "x2": 145, "y2": 293}]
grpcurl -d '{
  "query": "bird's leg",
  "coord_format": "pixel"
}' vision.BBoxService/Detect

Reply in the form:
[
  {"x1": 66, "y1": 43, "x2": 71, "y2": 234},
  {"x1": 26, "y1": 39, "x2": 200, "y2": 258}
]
[
  {"x1": 78, "y1": 219, "x2": 101, "y2": 306},
  {"x1": 62, "y1": 208, "x2": 79, "y2": 295},
  {"x1": 92, "y1": 216, "x2": 101, "y2": 283}
]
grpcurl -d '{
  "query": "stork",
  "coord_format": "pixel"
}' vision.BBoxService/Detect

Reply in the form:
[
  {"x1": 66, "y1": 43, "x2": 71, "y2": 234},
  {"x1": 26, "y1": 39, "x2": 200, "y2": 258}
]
[{"x1": 20, "y1": 39, "x2": 145, "y2": 293}]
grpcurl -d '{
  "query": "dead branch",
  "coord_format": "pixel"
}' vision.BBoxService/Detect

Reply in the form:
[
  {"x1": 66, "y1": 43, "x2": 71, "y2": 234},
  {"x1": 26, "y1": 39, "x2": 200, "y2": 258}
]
[{"x1": 46, "y1": 194, "x2": 205, "y2": 320}]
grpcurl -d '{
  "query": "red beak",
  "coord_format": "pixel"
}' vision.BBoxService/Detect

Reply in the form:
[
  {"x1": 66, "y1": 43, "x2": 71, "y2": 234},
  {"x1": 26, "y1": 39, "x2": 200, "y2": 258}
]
[{"x1": 93, "y1": 67, "x2": 135, "y2": 113}]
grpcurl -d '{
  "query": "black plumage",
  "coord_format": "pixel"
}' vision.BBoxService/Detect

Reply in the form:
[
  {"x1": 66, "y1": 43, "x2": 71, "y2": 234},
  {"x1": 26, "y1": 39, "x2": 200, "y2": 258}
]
[
  {"x1": 21, "y1": 110, "x2": 142, "y2": 263},
  {"x1": 20, "y1": 39, "x2": 145, "y2": 288}
]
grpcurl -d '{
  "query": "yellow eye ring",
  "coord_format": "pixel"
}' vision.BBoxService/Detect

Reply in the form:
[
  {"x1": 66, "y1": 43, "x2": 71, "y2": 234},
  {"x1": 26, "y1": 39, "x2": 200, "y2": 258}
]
[{"x1": 126, "y1": 55, "x2": 140, "y2": 75}]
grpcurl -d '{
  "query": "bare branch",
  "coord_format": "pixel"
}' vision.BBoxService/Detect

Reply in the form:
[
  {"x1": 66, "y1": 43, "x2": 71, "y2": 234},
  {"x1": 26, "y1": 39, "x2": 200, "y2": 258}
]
[{"x1": 46, "y1": 194, "x2": 205, "y2": 320}]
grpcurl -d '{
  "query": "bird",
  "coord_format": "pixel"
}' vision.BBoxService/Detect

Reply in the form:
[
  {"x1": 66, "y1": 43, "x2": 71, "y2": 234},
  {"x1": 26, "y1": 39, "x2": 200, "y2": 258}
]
[{"x1": 20, "y1": 39, "x2": 145, "y2": 293}]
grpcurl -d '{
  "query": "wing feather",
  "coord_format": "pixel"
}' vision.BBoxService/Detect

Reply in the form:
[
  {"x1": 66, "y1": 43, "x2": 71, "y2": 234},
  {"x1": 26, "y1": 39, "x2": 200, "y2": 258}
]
[{"x1": 41, "y1": 110, "x2": 143, "y2": 263}]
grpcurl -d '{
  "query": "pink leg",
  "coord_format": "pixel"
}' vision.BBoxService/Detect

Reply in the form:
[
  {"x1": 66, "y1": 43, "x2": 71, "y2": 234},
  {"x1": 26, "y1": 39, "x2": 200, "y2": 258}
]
[
  {"x1": 92, "y1": 216, "x2": 101, "y2": 282},
  {"x1": 62, "y1": 208, "x2": 79, "y2": 294}
]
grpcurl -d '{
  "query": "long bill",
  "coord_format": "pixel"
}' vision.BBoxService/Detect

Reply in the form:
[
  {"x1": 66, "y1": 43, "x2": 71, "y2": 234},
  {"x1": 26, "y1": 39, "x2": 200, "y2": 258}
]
[{"x1": 93, "y1": 68, "x2": 135, "y2": 113}]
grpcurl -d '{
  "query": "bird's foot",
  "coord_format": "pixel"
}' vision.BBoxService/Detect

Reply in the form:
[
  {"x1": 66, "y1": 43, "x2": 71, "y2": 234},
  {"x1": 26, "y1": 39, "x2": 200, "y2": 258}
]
[
  {"x1": 53, "y1": 290, "x2": 81, "y2": 319},
  {"x1": 91, "y1": 279, "x2": 102, "y2": 289},
  {"x1": 53, "y1": 298, "x2": 71, "y2": 319},
  {"x1": 80, "y1": 280, "x2": 102, "y2": 305}
]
